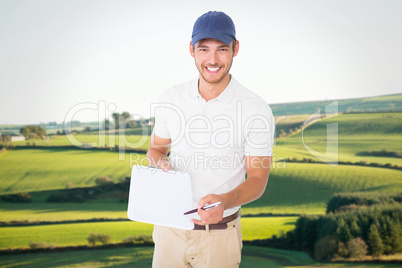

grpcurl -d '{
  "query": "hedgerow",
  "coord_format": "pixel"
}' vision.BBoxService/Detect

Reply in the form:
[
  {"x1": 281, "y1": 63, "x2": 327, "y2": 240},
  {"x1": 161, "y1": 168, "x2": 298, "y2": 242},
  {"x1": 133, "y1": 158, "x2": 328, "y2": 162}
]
[
  {"x1": 326, "y1": 192, "x2": 402, "y2": 214},
  {"x1": 1, "y1": 193, "x2": 32, "y2": 203},
  {"x1": 247, "y1": 193, "x2": 402, "y2": 260}
]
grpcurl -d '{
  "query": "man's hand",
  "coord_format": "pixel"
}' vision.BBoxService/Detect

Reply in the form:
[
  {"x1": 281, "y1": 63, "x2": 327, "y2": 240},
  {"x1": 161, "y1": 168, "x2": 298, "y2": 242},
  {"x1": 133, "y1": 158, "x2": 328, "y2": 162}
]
[
  {"x1": 191, "y1": 194, "x2": 226, "y2": 225},
  {"x1": 154, "y1": 158, "x2": 171, "y2": 172},
  {"x1": 147, "y1": 132, "x2": 171, "y2": 172},
  {"x1": 191, "y1": 156, "x2": 271, "y2": 226}
]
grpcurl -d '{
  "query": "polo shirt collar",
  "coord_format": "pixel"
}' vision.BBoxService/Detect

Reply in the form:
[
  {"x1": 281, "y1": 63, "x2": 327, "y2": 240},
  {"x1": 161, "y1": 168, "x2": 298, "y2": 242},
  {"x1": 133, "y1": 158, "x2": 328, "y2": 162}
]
[{"x1": 189, "y1": 76, "x2": 238, "y2": 104}]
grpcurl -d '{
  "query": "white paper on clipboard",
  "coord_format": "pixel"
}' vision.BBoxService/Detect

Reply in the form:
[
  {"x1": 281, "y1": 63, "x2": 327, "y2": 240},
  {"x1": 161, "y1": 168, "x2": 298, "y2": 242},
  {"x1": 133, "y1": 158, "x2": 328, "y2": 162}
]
[{"x1": 127, "y1": 165, "x2": 194, "y2": 230}]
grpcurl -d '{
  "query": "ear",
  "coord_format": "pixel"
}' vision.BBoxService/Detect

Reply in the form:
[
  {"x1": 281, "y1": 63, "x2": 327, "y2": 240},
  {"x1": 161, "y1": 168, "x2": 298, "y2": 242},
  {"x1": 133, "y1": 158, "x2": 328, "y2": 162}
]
[
  {"x1": 189, "y1": 41, "x2": 195, "y2": 58},
  {"x1": 233, "y1": 40, "x2": 240, "y2": 57}
]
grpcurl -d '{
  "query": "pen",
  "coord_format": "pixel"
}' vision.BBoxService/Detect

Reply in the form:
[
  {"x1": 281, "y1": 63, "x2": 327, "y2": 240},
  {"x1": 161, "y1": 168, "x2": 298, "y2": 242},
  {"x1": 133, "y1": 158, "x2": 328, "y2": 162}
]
[{"x1": 183, "y1": 202, "x2": 221, "y2": 215}]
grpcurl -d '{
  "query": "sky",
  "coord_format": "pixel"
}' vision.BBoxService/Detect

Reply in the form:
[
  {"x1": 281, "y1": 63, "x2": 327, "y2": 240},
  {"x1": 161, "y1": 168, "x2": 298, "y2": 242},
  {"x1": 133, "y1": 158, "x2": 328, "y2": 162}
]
[{"x1": 0, "y1": 0, "x2": 401, "y2": 125}]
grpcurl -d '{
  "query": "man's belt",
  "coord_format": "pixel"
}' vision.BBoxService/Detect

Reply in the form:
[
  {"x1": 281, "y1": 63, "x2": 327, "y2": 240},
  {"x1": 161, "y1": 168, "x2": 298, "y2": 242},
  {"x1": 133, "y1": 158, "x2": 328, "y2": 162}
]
[{"x1": 193, "y1": 210, "x2": 240, "y2": 231}]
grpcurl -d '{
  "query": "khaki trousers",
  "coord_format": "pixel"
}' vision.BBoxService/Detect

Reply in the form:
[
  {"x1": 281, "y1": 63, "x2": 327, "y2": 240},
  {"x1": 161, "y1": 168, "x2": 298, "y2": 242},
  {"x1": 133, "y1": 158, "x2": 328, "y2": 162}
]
[{"x1": 152, "y1": 217, "x2": 242, "y2": 268}]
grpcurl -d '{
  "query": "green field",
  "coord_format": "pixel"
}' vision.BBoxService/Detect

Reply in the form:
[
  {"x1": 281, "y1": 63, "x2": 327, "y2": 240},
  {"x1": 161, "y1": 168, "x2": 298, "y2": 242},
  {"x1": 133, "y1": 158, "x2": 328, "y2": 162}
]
[
  {"x1": 0, "y1": 197, "x2": 128, "y2": 222},
  {"x1": 276, "y1": 113, "x2": 402, "y2": 165},
  {"x1": 0, "y1": 149, "x2": 147, "y2": 194},
  {"x1": 0, "y1": 221, "x2": 153, "y2": 249},
  {"x1": 0, "y1": 217, "x2": 297, "y2": 250},
  {"x1": 0, "y1": 198, "x2": 127, "y2": 222},
  {"x1": 11, "y1": 134, "x2": 151, "y2": 149},
  {"x1": 243, "y1": 162, "x2": 402, "y2": 215},
  {"x1": 1, "y1": 160, "x2": 400, "y2": 220},
  {"x1": 270, "y1": 93, "x2": 402, "y2": 116},
  {"x1": 1, "y1": 110, "x2": 401, "y2": 266},
  {"x1": 0, "y1": 246, "x2": 400, "y2": 268}
]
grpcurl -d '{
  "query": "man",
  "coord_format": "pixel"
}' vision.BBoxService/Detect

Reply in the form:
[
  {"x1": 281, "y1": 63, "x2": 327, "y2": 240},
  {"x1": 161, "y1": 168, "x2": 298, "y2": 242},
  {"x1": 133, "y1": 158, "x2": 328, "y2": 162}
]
[{"x1": 147, "y1": 11, "x2": 274, "y2": 267}]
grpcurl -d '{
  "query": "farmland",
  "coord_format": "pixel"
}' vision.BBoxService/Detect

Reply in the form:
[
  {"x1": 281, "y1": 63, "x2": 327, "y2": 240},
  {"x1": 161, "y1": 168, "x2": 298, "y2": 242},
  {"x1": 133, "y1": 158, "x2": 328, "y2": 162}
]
[
  {"x1": 0, "y1": 217, "x2": 297, "y2": 250},
  {"x1": 11, "y1": 133, "x2": 151, "y2": 150},
  {"x1": 276, "y1": 112, "x2": 402, "y2": 165},
  {"x1": 1, "y1": 113, "x2": 401, "y2": 196},
  {"x1": 0, "y1": 149, "x2": 145, "y2": 194},
  {"x1": 1, "y1": 101, "x2": 401, "y2": 266},
  {"x1": 0, "y1": 246, "x2": 401, "y2": 267},
  {"x1": 270, "y1": 93, "x2": 402, "y2": 116},
  {"x1": 1, "y1": 157, "x2": 400, "y2": 220},
  {"x1": 244, "y1": 162, "x2": 402, "y2": 215}
]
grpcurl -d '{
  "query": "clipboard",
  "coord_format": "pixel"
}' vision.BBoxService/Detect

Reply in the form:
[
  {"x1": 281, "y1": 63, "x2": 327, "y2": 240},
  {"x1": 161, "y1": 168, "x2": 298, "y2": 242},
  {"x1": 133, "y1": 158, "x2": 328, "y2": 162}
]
[{"x1": 127, "y1": 165, "x2": 194, "y2": 230}]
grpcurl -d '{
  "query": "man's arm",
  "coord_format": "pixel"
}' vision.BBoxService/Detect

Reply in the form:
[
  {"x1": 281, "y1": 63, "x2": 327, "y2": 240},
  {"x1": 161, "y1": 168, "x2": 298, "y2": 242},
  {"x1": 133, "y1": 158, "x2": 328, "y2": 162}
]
[
  {"x1": 193, "y1": 155, "x2": 271, "y2": 225},
  {"x1": 146, "y1": 132, "x2": 172, "y2": 171}
]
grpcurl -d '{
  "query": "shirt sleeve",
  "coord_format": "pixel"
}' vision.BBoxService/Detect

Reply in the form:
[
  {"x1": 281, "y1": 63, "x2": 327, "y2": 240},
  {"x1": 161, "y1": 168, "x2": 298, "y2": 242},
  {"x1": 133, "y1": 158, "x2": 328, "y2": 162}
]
[
  {"x1": 244, "y1": 103, "x2": 275, "y2": 156},
  {"x1": 152, "y1": 91, "x2": 171, "y2": 139}
]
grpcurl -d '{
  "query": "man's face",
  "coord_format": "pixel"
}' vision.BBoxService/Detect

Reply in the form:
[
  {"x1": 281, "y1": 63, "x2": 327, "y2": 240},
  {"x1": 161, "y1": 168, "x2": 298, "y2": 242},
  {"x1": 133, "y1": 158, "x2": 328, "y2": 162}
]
[{"x1": 190, "y1": 38, "x2": 239, "y2": 85}]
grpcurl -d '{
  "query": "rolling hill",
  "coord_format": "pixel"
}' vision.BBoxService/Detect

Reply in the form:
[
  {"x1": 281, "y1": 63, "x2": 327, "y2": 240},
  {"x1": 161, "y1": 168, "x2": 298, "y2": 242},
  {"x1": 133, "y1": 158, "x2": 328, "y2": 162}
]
[{"x1": 270, "y1": 93, "x2": 402, "y2": 116}]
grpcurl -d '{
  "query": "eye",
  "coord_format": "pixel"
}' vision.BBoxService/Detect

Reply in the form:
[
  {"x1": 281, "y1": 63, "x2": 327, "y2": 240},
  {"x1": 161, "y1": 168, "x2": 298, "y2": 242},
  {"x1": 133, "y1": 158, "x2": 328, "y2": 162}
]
[{"x1": 220, "y1": 48, "x2": 229, "y2": 52}]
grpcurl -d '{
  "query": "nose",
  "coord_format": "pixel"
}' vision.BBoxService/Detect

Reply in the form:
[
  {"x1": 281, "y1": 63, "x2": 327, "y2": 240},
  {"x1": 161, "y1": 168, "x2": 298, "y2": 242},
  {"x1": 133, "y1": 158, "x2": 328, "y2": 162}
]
[{"x1": 207, "y1": 51, "x2": 218, "y2": 66}]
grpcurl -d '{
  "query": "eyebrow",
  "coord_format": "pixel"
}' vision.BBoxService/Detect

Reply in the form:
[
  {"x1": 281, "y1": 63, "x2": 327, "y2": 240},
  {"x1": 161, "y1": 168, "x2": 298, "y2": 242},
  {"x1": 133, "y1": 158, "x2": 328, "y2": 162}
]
[{"x1": 196, "y1": 44, "x2": 230, "y2": 48}]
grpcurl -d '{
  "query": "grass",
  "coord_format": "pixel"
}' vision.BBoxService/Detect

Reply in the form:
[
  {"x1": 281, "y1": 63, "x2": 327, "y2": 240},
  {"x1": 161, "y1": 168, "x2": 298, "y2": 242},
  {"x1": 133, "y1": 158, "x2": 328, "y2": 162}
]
[
  {"x1": 2, "y1": 161, "x2": 400, "y2": 222},
  {"x1": 0, "y1": 246, "x2": 154, "y2": 268},
  {"x1": 0, "y1": 245, "x2": 400, "y2": 268},
  {"x1": 351, "y1": 94, "x2": 402, "y2": 112},
  {"x1": 0, "y1": 221, "x2": 154, "y2": 250},
  {"x1": 275, "y1": 113, "x2": 402, "y2": 165},
  {"x1": 242, "y1": 162, "x2": 402, "y2": 215},
  {"x1": 1, "y1": 111, "x2": 401, "y2": 266},
  {"x1": 241, "y1": 246, "x2": 402, "y2": 267},
  {"x1": 241, "y1": 217, "x2": 297, "y2": 241},
  {"x1": 270, "y1": 93, "x2": 402, "y2": 116},
  {"x1": 1, "y1": 161, "x2": 401, "y2": 222},
  {"x1": 0, "y1": 149, "x2": 147, "y2": 194},
  {"x1": 0, "y1": 217, "x2": 297, "y2": 250},
  {"x1": 0, "y1": 198, "x2": 128, "y2": 222},
  {"x1": 11, "y1": 134, "x2": 151, "y2": 150}
]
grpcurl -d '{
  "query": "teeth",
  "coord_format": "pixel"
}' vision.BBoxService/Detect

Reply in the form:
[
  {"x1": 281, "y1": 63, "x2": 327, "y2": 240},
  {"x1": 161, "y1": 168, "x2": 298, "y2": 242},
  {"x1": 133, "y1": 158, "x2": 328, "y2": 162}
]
[{"x1": 207, "y1": 67, "x2": 220, "y2": 72}]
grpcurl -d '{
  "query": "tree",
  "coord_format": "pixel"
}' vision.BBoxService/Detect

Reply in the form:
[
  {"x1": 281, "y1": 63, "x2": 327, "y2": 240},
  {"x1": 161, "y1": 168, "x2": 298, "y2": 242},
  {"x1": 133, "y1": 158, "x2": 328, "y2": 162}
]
[
  {"x1": 314, "y1": 235, "x2": 338, "y2": 261},
  {"x1": 0, "y1": 134, "x2": 11, "y2": 144},
  {"x1": 19, "y1": 125, "x2": 46, "y2": 140},
  {"x1": 389, "y1": 220, "x2": 402, "y2": 253},
  {"x1": 128, "y1": 119, "x2": 138, "y2": 128},
  {"x1": 87, "y1": 233, "x2": 97, "y2": 246},
  {"x1": 87, "y1": 233, "x2": 111, "y2": 246},
  {"x1": 121, "y1": 111, "x2": 138, "y2": 128},
  {"x1": 367, "y1": 224, "x2": 384, "y2": 256},
  {"x1": 98, "y1": 234, "x2": 111, "y2": 245},
  {"x1": 103, "y1": 119, "x2": 110, "y2": 130},
  {"x1": 336, "y1": 219, "x2": 352, "y2": 243},
  {"x1": 20, "y1": 126, "x2": 31, "y2": 139},
  {"x1": 112, "y1": 113, "x2": 121, "y2": 129},
  {"x1": 347, "y1": 237, "x2": 368, "y2": 259},
  {"x1": 121, "y1": 112, "x2": 131, "y2": 121},
  {"x1": 350, "y1": 220, "x2": 361, "y2": 238}
]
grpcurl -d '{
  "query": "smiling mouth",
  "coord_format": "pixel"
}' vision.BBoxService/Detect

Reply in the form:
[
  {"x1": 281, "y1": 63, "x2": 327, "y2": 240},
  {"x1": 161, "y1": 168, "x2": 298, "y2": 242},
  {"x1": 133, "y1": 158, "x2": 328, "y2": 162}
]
[{"x1": 206, "y1": 67, "x2": 221, "y2": 73}]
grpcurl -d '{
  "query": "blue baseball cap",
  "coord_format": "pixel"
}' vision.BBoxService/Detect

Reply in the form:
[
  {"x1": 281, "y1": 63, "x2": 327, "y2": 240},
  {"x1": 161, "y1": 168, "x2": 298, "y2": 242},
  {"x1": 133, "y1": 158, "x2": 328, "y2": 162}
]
[{"x1": 191, "y1": 11, "x2": 236, "y2": 46}]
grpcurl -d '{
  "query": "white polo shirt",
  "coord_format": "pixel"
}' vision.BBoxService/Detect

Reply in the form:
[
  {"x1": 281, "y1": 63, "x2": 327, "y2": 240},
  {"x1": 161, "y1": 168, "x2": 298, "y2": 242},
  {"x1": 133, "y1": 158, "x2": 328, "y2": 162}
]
[{"x1": 153, "y1": 76, "x2": 274, "y2": 218}]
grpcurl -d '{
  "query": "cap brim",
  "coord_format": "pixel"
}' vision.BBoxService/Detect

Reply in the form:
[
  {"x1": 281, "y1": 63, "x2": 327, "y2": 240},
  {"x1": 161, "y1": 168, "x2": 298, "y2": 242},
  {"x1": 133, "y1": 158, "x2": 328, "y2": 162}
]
[{"x1": 192, "y1": 32, "x2": 234, "y2": 46}]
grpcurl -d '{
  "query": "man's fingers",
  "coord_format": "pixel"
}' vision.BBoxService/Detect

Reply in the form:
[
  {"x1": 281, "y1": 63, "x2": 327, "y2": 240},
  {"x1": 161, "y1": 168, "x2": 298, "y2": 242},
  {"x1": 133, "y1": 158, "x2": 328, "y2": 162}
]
[
  {"x1": 197, "y1": 195, "x2": 215, "y2": 208},
  {"x1": 191, "y1": 218, "x2": 205, "y2": 225},
  {"x1": 158, "y1": 160, "x2": 171, "y2": 172}
]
